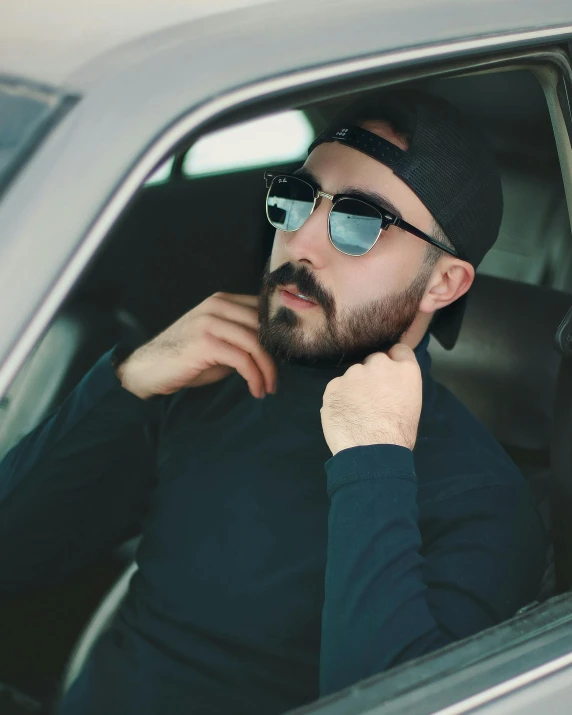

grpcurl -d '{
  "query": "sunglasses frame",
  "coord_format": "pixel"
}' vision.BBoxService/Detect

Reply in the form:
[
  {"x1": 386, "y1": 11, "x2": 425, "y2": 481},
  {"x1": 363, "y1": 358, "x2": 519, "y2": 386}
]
[{"x1": 264, "y1": 171, "x2": 459, "y2": 258}]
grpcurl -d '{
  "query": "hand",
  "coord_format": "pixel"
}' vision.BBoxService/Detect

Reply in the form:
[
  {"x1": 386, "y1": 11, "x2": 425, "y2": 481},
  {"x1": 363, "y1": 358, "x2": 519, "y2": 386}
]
[
  {"x1": 115, "y1": 293, "x2": 277, "y2": 400},
  {"x1": 320, "y1": 344, "x2": 422, "y2": 455}
]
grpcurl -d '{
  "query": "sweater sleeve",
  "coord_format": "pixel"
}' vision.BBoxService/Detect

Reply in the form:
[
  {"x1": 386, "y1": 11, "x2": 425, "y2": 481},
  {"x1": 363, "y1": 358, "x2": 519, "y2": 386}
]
[
  {"x1": 0, "y1": 348, "x2": 162, "y2": 592},
  {"x1": 319, "y1": 444, "x2": 547, "y2": 695}
]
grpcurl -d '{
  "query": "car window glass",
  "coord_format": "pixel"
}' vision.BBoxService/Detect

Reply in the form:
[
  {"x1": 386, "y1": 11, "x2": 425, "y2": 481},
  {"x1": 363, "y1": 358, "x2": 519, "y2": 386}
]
[
  {"x1": 144, "y1": 110, "x2": 314, "y2": 185},
  {"x1": 184, "y1": 109, "x2": 314, "y2": 177},
  {"x1": 0, "y1": 76, "x2": 71, "y2": 191}
]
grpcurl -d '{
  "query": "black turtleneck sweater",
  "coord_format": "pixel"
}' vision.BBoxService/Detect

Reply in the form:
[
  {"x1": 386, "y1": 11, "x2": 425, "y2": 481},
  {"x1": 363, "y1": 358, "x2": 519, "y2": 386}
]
[{"x1": 0, "y1": 335, "x2": 546, "y2": 715}]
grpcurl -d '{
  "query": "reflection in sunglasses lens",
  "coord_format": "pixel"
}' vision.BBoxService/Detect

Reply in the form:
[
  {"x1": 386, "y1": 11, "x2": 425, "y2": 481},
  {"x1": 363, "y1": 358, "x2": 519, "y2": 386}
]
[
  {"x1": 266, "y1": 177, "x2": 315, "y2": 231},
  {"x1": 329, "y1": 198, "x2": 382, "y2": 256}
]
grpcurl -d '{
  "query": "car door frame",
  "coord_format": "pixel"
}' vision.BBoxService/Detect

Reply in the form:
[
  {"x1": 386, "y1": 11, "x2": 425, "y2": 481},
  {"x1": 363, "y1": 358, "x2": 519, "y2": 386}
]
[{"x1": 288, "y1": 593, "x2": 572, "y2": 714}]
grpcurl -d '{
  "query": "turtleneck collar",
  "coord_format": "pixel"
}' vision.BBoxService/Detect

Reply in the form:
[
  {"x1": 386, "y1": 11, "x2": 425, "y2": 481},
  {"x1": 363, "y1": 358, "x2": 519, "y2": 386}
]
[
  {"x1": 276, "y1": 331, "x2": 432, "y2": 385},
  {"x1": 414, "y1": 331, "x2": 432, "y2": 374}
]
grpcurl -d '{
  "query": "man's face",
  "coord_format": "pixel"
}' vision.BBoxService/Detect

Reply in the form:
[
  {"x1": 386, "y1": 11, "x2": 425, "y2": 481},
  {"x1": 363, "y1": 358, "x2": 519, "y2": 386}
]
[{"x1": 259, "y1": 122, "x2": 437, "y2": 365}]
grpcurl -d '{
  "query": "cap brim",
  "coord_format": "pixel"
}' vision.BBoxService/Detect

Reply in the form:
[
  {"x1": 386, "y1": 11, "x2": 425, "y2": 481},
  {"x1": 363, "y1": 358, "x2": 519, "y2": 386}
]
[{"x1": 430, "y1": 292, "x2": 468, "y2": 350}]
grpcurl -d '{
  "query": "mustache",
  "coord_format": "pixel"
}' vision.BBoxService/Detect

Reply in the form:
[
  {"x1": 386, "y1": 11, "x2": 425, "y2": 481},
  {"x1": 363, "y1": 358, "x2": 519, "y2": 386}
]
[{"x1": 263, "y1": 262, "x2": 335, "y2": 315}]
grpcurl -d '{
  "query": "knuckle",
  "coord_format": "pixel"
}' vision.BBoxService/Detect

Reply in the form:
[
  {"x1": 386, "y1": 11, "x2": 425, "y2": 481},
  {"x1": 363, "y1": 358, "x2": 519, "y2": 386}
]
[
  {"x1": 392, "y1": 344, "x2": 414, "y2": 360},
  {"x1": 325, "y1": 377, "x2": 340, "y2": 391},
  {"x1": 200, "y1": 332, "x2": 217, "y2": 352},
  {"x1": 195, "y1": 313, "x2": 212, "y2": 333},
  {"x1": 365, "y1": 353, "x2": 384, "y2": 368},
  {"x1": 205, "y1": 294, "x2": 226, "y2": 309},
  {"x1": 236, "y1": 350, "x2": 250, "y2": 367}
]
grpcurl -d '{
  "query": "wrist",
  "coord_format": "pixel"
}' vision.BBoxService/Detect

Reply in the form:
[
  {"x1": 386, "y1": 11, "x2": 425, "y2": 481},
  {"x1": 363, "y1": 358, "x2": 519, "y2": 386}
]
[
  {"x1": 326, "y1": 443, "x2": 416, "y2": 496},
  {"x1": 329, "y1": 432, "x2": 415, "y2": 456},
  {"x1": 111, "y1": 344, "x2": 153, "y2": 400}
]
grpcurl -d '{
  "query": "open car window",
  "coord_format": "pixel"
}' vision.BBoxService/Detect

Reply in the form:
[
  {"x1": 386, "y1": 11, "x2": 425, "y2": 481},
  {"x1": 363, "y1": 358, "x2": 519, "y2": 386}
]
[{"x1": 144, "y1": 109, "x2": 315, "y2": 184}]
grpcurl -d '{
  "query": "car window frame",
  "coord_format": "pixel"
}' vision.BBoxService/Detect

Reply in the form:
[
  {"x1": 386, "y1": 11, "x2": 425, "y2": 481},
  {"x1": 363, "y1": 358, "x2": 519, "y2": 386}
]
[{"x1": 288, "y1": 594, "x2": 572, "y2": 714}]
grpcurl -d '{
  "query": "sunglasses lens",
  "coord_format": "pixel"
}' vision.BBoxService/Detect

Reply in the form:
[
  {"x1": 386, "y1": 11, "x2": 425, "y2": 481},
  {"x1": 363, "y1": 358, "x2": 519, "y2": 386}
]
[
  {"x1": 329, "y1": 198, "x2": 382, "y2": 256},
  {"x1": 266, "y1": 176, "x2": 315, "y2": 231}
]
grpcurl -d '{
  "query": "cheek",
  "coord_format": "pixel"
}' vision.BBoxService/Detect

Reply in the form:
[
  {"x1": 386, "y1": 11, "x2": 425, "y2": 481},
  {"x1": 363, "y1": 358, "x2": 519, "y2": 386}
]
[
  {"x1": 334, "y1": 258, "x2": 405, "y2": 312},
  {"x1": 269, "y1": 232, "x2": 287, "y2": 271},
  {"x1": 352, "y1": 238, "x2": 427, "y2": 299}
]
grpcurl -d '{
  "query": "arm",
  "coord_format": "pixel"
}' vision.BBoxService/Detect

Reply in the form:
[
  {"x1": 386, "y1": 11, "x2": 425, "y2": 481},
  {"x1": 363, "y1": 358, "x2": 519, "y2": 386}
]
[
  {"x1": 0, "y1": 348, "x2": 161, "y2": 592},
  {"x1": 319, "y1": 444, "x2": 546, "y2": 695},
  {"x1": 0, "y1": 292, "x2": 277, "y2": 592}
]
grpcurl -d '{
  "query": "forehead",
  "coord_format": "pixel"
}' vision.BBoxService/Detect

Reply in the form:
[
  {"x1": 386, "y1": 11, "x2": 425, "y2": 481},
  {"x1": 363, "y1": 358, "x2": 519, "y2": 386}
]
[
  {"x1": 305, "y1": 140, "x2": 398, "y2": 191},
  {"x1": 304, "y1": 141, "x2": 434, "y2": 231}
]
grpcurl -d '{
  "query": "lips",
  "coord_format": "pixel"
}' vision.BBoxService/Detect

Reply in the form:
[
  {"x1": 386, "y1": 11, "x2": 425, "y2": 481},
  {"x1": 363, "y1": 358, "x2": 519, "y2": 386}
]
[{"x1": 280, "y1": 284, "x2": 317, "y2": 305}]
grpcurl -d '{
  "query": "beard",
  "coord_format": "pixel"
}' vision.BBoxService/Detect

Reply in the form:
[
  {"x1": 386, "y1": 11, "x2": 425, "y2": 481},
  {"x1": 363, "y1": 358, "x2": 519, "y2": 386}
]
[{"x1": 258, "y1": 260, "x2": 431, "y2": 367}]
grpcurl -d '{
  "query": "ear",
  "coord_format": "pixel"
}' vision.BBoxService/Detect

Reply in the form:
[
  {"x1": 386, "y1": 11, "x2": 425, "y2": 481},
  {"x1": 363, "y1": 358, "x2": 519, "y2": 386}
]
[{"x1": 418, "y1": 258, "x2": 475, "y2": 315}]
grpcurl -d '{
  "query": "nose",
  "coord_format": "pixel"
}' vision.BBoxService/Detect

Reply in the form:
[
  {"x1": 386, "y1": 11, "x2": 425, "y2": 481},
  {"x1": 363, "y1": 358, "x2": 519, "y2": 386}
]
[{"x1": 283, "y1": 194, "x2": 334, "y2": 268}]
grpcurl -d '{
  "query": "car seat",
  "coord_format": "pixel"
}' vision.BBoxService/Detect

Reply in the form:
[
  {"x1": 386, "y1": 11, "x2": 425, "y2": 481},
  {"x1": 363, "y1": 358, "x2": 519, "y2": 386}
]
[{"x1": 430, "y1": 274, "x2": 572, "y2": 598}]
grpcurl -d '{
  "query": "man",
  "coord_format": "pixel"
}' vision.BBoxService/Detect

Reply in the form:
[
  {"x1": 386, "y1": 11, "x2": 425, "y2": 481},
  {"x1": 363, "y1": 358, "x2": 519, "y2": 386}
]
[{"x1": 0, "y1": 90, "x2": 546, "y2": 715}]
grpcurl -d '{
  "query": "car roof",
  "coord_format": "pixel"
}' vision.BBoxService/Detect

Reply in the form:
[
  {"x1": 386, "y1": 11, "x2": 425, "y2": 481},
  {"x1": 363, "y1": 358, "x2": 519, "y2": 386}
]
[
  {"x1": 2, "y1": 0, "x2": 572, "y2": 88},
  {"x1": 0, "y1": 0, "x2": 280, "y2": 86}
]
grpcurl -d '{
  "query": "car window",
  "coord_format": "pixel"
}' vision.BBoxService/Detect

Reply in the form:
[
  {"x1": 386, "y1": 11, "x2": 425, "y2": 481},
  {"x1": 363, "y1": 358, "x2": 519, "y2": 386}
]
[
  {"x1": 144, "y1": 109, "x2": 314, "y2": 185},
  {"x1": 0, "y1": 75, "x2": 75, "y2": 192}
]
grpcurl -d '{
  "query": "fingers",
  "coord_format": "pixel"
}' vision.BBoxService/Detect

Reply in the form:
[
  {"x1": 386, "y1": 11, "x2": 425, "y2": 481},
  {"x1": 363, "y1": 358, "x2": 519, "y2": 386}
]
[
  {"x1": 203, "y1": 295, "x2": 260, "y2": 330},
  {"x1": 212, "y1": 293, "x2": 259, "y2": 308},
  {"x1": 363, "y1": 344, "x2": 416, "y2": 365},
  {"x1": 206, "y1": 317, "x2": 277, "y2": 394},
  {"x1": 205, "y1": 337, "x2": 267, "y2": 399},
  {"x1": 387, "y1": 344, "x2": 416, "y2": 362}
]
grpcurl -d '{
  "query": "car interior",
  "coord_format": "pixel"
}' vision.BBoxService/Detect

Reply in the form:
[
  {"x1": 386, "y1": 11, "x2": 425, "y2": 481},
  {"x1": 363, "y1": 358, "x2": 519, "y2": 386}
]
[{"x1": 2, "y1": 57, "x2": 572, "y2": 713}]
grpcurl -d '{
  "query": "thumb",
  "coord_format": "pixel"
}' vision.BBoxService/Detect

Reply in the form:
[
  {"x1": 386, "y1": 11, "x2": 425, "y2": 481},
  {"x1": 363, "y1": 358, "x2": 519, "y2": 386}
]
[{"x1": 387, "y1": 343, "x2": 417, "y2": 363}]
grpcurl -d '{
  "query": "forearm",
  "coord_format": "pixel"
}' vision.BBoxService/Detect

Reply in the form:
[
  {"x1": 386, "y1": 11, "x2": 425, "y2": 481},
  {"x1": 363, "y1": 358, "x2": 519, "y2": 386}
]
[
  {"x1": 319, "y1": 445, "x2": 546, "y2": 695},
  {"x1": 0, "y1": 348, "x2": 160, "y2": 590},
  {"x1": 320, "y1": 445, "x2": 440, "y2": 693}
]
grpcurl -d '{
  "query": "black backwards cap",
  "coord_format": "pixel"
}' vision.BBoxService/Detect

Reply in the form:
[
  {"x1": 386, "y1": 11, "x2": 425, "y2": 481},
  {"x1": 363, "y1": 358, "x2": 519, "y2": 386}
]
[{"x1": 307, "y1": 89, "x2": 504, "y2": 349}]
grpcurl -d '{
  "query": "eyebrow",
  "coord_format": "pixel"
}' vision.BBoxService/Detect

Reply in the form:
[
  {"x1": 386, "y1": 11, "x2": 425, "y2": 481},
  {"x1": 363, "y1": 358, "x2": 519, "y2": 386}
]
[{"x1": 293, "y1": 166, "x2": 403, "y2": 220}]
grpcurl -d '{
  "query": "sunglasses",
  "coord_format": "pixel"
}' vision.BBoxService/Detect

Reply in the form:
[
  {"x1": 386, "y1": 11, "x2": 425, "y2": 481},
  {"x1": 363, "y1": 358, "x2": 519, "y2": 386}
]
[{"x1": 264, "y1": 171, "x2": 459, "y2": 258}]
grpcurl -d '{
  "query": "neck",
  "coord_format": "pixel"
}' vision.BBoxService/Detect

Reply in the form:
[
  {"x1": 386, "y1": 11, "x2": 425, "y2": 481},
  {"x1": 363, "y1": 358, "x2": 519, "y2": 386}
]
[{"x1": 400, "y1": 312, "x2": 433, "y2": 351}]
